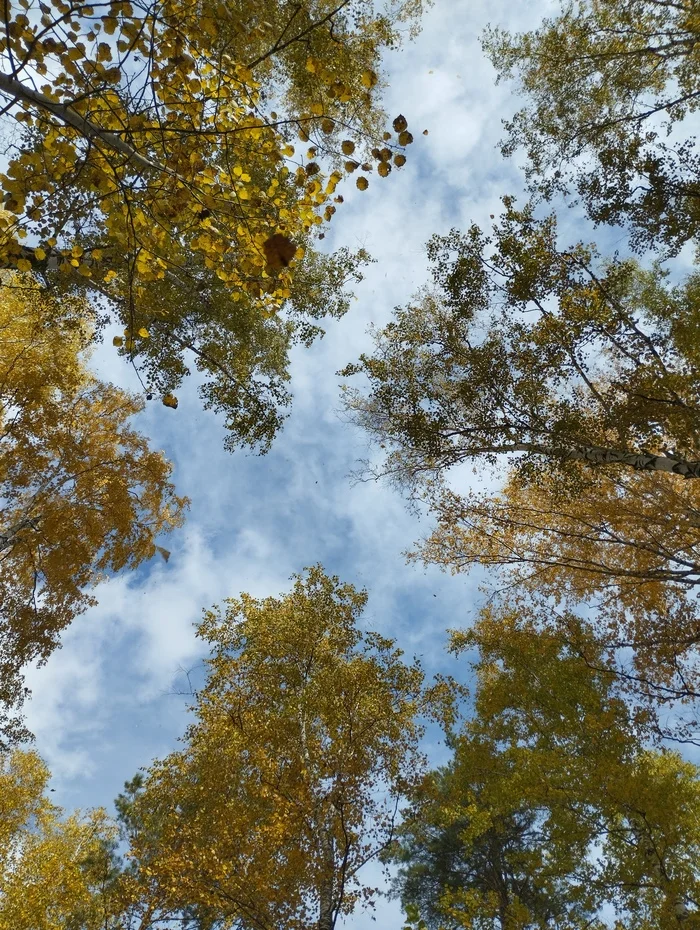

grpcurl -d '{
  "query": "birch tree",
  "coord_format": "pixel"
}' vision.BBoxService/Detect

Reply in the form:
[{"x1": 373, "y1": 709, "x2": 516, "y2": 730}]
[
  {"x1": 122, "y1": 566, "x2": 434, "y2": 930},
  {"x1": 0, "y1": 273, "x2": 186, "y2": 747},
  {"x1": 483, "y1": 0, "x2": 700, "y2": 256}
]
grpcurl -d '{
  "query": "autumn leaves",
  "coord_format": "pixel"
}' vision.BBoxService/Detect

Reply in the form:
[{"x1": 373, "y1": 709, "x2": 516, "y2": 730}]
[{"x1": 4, "y1": 0, "x2": 700, "y2": 928}]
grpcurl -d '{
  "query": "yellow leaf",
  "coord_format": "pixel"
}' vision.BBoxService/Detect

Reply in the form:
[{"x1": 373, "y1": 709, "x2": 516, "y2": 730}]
[
  {"x1": 16, "y1": 258, "x2": 31, "y2": 272},
  {"x1": 113, "y1": 335, "x2": 123, "y2": 347},
  {"x1": 34, "y1": 247, "x2": 46, "y2": 261},
  {"x1": 162, "y1": 393, "x2": 178, "y2": 409},
  {"x1": 361, "y1": 69, "x2": 378, "y2": 88},
  {"x1": 311, "y1": 102, "x2": 324, "y2": 117},
  {"x1": 138, "y1": 327, "x2": 150, "y2": 338},
  {"x1": 356, "y1": 176, "x2": 369, "y2": 191}
]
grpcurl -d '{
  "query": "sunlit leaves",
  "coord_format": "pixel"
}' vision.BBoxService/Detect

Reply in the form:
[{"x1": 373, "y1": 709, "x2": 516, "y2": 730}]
[
  {"x1": 484, "y1": 0, "x2": 700, "y2": 254},
  {"x1": 125, "y1": 566, "x2": 431, "y2": 930},
  {"x1": 0, "y1": 0, "x2": 429, "y2": 450},
  {"x1": 0, "y1": 276, "x2": 187, "y2": 747}
]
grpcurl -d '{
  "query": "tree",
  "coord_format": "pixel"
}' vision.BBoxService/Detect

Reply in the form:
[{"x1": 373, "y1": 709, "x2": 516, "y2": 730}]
[
  {"x1": 0, "y1": 0, "x2": 427, "y2": 448},
  {"x1": 482, "y1": 0, "x2": 700, "y2": 256},
  {"x1": 121, "y1": 566, "x2": 434, "y2": 930},
  {"x1": 0, "y1": 748, "x2": 122, "y2": 930},
  {"x1": 391, "y1": 606, "x2": 700, "y2": 929},
  {"x1": 0, "y1": 272, "x2": 187, "y2": 747},
  {"x1": 341, "y1": 200, "x2": 700, "y2": 702}
]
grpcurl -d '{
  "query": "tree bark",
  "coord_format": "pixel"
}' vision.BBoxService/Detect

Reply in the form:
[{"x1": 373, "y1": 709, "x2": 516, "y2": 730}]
[
  {"x1": 0, "y1": 515, "x2": 39, "y2": 552},
  {"x1": 505, "y1": 441, "x2": 700, "y2": 478}
]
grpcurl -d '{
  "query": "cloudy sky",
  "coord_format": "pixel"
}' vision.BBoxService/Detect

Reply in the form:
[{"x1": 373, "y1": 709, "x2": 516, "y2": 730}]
[{"x1": 19, "y1": 0, "x2": 667, "y2": 925}]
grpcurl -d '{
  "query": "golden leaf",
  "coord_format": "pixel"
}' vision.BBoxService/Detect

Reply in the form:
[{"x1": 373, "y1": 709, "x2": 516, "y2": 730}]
[{"x1": 162, "y1": 394, "x2": 179, "y2": 409}]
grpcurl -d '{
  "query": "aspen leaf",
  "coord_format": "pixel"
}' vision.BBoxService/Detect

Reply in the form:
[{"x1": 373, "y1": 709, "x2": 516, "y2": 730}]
[
  {"x1": 394, "y1": 153, "x2": 407, "y2": 167},
  {"x1": 112, "y1": 335, "x2": 123, "y2": 347},
  {"x1": 393, "y1": 114, "x2": 408, "y2": 133},
  {"x1": 310, "y1": 102, "x2": 324, "y2": 116},
  {"x1": 16, "y1": 258, "x2": 31, "y2": 272},
  {"x1": 398, "y1": 130, "x2": 414, "y2": 146},
  {"x1": 34, "y1": 247, "x2": 46, "y2": 260},
  {"x1": 162, "y1": 393, "x2": 178, "y2": 409},
  {"x1": 361, "y1": 69, "x2": 378, "y2": 88},
  {"x1": 341, "y1": 140, "x2": 356, "y2": 156},
  {"x1": 321, "y1": 118, "x2": 334, "y2": 134},
  {"x1": 138, "y1": 327, "x2": 149, "y2": 338},
  {"x1": 378, "y1": 162, "x2": 391, "y2": 177},
  {"x1": 263, "y1": 233, "x2": 297, "y2": 269},
  {"x1": 356, "y1": 176, "x2": 369, "y2": 190},
  {"x1": 345, "y1": 160, "x2": 359, "y2": 172}
]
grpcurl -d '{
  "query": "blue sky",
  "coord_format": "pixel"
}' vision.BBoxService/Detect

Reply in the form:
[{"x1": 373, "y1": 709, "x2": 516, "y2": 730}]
[{"x1": 19, "y1": 0, "x2": 675, "y2": 925}]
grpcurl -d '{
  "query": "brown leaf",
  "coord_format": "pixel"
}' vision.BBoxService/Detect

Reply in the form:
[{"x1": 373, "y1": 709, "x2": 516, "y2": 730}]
[{"x1": 263, "y1": 233, "x2": 297, "y2": 270}]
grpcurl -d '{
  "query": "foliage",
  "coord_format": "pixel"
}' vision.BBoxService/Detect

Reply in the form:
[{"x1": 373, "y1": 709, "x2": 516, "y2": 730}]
[
  {"x1": 0, "y1": 0, "x2": 427, "y2": 448},
  {"x1": 483, "y1": 0, "x2": 700, "y2": 256},
  {"x1": 122, "y1": 566, "x2": 434, "y2": 930},
  {"x1": 0, "y1": 748, "x2": 122, "y2": 930},
  {"x1": 343, "y1": 200, "x2": 700, "y2": 490},
  {"x1": 341, "y1": 200, "x2": 700, "y2": 708},
  {"x1": 0, "y1": 273, "x2": 187, "y2": 747},
  {"x1": 391, "y1": 606, "x2": 700, "y2": 929}
]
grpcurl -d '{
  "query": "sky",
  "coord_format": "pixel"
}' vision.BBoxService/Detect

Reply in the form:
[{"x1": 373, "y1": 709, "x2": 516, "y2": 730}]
[{"x1": 17, "y1": 0, "x2": 669, "y2": 926}]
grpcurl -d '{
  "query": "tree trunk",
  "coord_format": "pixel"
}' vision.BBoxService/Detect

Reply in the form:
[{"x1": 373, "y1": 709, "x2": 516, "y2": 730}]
[
  {"x1": 317, "y1": 821, "x2": 336, "y2": 930},
  {"x1": 0, "y1": 515, "x2": 39, "y2": 552},
  {"x1": 515, "y1": 442, "x2": 700, "y2": 478}
]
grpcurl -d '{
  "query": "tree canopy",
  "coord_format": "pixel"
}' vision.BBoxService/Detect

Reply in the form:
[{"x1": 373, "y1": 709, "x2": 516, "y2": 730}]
[
  {"x1": 0, "y1": 272, "x2": 186, "y2": 747},
  {"x1": 483, "y1": 0, "x2": 700, "y2": 256},
  {"x1": 390, "y1": 605, "x2": 700, "y2": 929},
  {"x1": 0, "y1": 0, "x2": 427, "y2": 448},
  {"x1": 120, "y1": 566, "x2": 436, "y2": 930},
  {"x1": 342, "y1": 200, "x2": 700, "y2": 711}
]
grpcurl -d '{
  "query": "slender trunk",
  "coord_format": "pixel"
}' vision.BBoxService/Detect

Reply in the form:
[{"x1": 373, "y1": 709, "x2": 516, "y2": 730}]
[
  {"x1": 514, "y1": 442, "x2": 700, "y2": 478},
  {"x1": 317, "y1": 822, "x2": 336, "y2": 930},
  {"x1": 0, "y1": 515, "x2": 39, "y2": 552},
  {"x1": 0, "y1": 72, "x2": 162, "y2": 174}
]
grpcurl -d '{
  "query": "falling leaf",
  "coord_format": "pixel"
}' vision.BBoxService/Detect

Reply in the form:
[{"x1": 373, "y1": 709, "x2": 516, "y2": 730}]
[
  {"x1": 263, "y1": 233, "x2": 297, "y2": 269},
  {"x1": 356, "y1": 176, "x2": 369, "y2": 191},
  {"x1": 162, "y1": 393, "x2": 178, "y2": 409},
  {"x1": 112, "y1": 335, "x2": 123, "y2": 347},
  {"x1": 155, "y1": 545, "x2": 171, "y2": 563}
]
